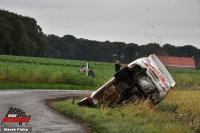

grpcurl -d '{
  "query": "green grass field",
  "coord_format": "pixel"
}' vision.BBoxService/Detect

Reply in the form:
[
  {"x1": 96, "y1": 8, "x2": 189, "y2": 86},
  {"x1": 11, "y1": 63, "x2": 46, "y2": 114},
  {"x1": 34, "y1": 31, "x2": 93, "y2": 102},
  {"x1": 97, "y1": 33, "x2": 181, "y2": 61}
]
[
  {"x1": 0, "y1": 55, "x2": 117, "y2": 89},
  {"x1": 0, "y1": 55, "x2": 200, "y2": 90},
  {"x1": 1, "y1": 55, "x2": 200, "y2": 132}
]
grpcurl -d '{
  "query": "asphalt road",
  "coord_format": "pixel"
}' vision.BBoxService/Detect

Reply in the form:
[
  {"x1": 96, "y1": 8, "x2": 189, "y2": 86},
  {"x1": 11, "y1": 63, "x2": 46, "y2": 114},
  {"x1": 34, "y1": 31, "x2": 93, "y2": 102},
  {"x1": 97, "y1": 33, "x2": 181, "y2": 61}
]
[{"x1": 0, "y1": 89, "x2": 93, "y2": 133}]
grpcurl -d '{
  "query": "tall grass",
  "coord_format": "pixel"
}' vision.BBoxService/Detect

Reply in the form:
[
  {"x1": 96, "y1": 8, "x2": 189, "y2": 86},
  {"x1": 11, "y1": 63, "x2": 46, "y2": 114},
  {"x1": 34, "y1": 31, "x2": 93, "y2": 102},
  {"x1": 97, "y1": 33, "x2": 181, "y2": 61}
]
[
  {"x1": 49, "y1": 93, "x2": 195, "y2": 133},
  {"x1": 157, "y1": 90, "x2": 200, "y2": 130},
  {"x1": 50, "y1": 90, "x2": 200, "y2": 132}
]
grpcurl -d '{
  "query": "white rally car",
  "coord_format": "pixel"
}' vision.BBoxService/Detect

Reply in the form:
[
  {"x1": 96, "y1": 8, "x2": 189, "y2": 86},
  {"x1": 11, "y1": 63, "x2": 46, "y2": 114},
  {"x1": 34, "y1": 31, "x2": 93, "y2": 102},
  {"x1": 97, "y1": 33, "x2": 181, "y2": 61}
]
[{"x1": 77, "y1": 54, "x2": 175, "y2": 107}]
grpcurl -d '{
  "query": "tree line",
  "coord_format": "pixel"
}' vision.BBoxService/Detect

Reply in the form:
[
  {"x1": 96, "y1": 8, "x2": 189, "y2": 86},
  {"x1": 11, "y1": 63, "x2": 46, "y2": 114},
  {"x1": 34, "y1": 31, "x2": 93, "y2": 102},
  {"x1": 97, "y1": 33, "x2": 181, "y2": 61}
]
[{"x1": 1, "y1": 9, "x2": 200, "y2": 69}]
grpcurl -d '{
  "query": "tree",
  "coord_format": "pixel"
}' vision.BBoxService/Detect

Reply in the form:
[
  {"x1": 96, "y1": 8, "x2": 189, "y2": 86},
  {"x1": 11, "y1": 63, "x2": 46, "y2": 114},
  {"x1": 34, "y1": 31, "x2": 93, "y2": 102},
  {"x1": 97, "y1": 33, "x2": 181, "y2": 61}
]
[
  {"x1": 178, "y1": 45, "x2": 198, "y2": 57},
  {"x1": 0, "y1": 9, "x2": 48, "y2": 56},
  {"x1": 0, "y1": 17, "x2": 13, "y2": 54},
  {"x1": 162, "y1": 44, "x2": 178, "y2": 56},
  {"x1": 122, "y1": 43, "x2": 139, "y2": 63}
]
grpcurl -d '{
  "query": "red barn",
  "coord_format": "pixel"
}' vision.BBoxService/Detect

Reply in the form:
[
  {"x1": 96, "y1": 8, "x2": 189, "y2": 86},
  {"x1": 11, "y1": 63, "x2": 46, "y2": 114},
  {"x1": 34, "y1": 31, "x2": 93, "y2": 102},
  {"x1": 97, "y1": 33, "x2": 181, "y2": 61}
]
[{"x1": 157, "y1": 55, "x2": 196, "y2": 69}]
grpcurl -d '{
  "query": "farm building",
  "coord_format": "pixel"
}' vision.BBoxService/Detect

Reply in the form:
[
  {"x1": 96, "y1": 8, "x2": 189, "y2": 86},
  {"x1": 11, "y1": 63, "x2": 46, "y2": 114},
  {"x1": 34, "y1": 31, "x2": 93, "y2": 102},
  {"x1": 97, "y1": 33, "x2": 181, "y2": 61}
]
[{"x1": 157, "y1": 55, "x2": 196, "y2": 69}]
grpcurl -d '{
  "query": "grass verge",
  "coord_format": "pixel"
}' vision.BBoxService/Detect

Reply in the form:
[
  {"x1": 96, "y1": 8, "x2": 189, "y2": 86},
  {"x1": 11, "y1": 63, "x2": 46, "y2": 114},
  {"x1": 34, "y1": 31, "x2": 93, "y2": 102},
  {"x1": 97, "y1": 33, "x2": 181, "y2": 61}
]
[{"x1": 49, "y1": 97, "x2": 193, "y2": 133}]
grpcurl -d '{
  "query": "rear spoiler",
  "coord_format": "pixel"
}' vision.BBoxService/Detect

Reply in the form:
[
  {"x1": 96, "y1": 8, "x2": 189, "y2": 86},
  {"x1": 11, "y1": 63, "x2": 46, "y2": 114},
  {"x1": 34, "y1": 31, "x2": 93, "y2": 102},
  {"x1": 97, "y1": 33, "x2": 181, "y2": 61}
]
[{"x1": 149, "y1": 54, "x2": 176, "y2": 87}]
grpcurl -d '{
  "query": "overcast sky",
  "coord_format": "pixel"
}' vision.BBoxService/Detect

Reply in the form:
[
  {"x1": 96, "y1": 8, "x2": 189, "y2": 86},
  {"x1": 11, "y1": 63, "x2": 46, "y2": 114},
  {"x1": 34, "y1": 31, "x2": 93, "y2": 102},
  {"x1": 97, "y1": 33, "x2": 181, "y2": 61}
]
[{"x1": 1, "y1": 0, "x2": 200, "y2": 49}]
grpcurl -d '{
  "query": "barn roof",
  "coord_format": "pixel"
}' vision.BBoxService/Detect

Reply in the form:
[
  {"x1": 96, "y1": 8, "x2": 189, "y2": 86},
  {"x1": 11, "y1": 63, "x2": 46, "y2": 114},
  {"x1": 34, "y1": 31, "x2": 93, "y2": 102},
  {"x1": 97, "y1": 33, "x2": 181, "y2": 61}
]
[{"x1": 157, "y1": 55, "x2": 196, "y2": 68}]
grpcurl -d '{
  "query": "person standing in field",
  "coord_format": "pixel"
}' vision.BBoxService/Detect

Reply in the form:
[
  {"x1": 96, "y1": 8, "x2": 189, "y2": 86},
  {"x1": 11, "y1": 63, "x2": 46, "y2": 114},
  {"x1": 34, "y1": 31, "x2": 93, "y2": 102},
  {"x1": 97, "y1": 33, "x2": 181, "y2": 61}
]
[
  {"x1": 115, "y1": 61, "x2": 121, "y2": 73},
  {"x1": 88, "y1": 67, "x2": 95, "y2": 78}
]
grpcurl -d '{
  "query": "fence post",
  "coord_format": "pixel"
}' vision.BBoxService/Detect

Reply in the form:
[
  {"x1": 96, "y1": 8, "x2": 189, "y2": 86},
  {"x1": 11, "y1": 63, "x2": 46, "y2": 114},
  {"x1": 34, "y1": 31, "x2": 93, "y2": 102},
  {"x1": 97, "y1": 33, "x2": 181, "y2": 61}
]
[{"x1": 86, "y1": 62, "x2": 88, "y2": 76}]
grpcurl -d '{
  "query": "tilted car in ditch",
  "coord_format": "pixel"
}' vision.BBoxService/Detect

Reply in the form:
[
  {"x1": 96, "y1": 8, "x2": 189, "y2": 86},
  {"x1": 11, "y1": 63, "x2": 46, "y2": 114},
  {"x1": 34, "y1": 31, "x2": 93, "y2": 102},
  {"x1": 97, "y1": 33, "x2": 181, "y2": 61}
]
[{"x1": 77, "y1": 54, "x2": 175, "y2": 108}]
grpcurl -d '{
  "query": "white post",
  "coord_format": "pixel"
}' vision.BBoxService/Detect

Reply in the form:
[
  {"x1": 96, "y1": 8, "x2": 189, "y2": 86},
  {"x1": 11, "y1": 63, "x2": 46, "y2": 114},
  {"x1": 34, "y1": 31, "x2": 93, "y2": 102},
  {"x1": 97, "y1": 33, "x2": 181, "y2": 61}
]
[{"x1": 86, "y1": 62, "x2": 88, "y2": 76}]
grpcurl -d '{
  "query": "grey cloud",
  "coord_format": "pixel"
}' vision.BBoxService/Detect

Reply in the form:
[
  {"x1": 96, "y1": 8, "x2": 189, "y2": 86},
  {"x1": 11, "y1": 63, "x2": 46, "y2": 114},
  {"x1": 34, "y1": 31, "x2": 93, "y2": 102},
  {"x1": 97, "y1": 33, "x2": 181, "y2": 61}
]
[{"x1": 0, "y1": 0, "x2": 200, "y2": 48}]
